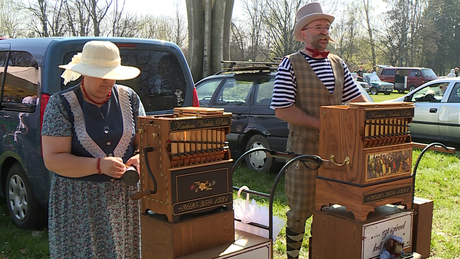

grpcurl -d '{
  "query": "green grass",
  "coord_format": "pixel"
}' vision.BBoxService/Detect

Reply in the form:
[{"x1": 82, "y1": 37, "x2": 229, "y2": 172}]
[
  {"x1": 1, "y1": 91, "x2": 459, "y2": 258},
  {"x1": 369, "y1": 90, "x2": 405, "y2": 102},
  {"x1": 0, "y1": 200, "x2": 49, "y2": 259}
]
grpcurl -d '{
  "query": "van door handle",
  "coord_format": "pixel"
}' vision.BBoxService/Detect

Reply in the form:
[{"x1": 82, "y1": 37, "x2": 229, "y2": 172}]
[{"x1": 429, "y1": 108, "x2": 437, "y2": 113}]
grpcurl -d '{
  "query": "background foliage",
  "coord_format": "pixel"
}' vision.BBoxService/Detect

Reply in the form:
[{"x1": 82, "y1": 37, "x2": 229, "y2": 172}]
[{"x1": 1, "y1": 0, "x2": 459, "y2": 81}]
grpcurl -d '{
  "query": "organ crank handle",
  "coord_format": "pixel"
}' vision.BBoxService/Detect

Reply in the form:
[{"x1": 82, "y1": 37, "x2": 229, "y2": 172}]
[
  {"x1": 130, "y1": 190, "x2": 152, "y2": 200},
  {"x1": 129, "y1": 147, "x2": 158, "y2": 200}
]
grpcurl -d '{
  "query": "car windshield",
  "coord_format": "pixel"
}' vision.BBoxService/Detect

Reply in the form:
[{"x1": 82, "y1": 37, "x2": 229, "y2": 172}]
[
  {"x1": 366, "y1": 74, "x2": 381, "y2": 82},
  {"x1": 421, "y1": 69, "x2": 437, "y2": 78}
]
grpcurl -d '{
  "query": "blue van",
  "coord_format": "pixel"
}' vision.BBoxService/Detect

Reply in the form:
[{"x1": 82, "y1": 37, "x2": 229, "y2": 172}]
[{"x1": 0, "y1": 37, "x2": 198, "y2": 228}]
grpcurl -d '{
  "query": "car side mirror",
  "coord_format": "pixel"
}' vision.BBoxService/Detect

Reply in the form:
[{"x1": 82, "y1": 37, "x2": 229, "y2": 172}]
[{"x1": 403, "y1": 96, "x2": 412, "y2": 102}]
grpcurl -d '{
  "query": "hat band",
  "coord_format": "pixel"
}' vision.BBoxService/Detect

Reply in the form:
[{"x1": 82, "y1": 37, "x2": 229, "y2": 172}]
[{"x1": 79, "y1": 56, "x2": 121, "y2": 68}]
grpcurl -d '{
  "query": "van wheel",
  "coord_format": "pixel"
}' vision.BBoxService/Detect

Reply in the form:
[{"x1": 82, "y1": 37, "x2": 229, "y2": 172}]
[
  {"x1": 370, "y1": 87, "x2": 379, "y2": 95},
  {"x1": 409, "y1": 86, "x2": 416, "y2": 92},
  {"x1": 5, "y1": 163, "x2": 47, "y2": 229},
  {"x1": 398, "y1": 90, "x2": 405, "y2": 93},
  {"x1": 245, "y1": 135, "x2": 273, "y2": 174}
]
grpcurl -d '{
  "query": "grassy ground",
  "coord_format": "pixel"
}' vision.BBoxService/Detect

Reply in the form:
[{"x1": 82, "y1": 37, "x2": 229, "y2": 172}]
[
  {"x1": 232, "y1": 149, "x2": 460, "y2": 259},
  {"x1": 0, "y1": 200, "x2": 49, "y2": 258},
  {"x1": 1, "y1": 90, "x2": 459, "y2": 258}
]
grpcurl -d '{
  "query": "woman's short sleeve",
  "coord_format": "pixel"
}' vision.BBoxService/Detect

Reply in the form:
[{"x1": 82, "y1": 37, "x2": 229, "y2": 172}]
[{"x1": 41, "y1": 94, "x2": 73, "y2": 137}]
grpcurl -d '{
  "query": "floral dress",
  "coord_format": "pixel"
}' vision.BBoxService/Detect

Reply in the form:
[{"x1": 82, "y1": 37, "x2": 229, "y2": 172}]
[{"x1": 42, "y1": 84, "x2": 145, "y2": 259}]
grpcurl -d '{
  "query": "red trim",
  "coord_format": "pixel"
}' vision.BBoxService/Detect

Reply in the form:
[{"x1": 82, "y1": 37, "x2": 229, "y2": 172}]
[
  {"x1": 97, "y1": 157, "x2": 102, "y2": 175},
  {"x1": 192, "y1": 87, "x2": 200, "y2": 107},
  {"x1": 39, "y1": 93, "x2": 51, "y2": 157}
]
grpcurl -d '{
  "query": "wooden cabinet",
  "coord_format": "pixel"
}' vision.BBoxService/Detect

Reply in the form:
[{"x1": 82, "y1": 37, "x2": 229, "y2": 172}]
[
  {"x1": 178, "y1": 230, "x2": 272, "y2": 259},
  {"x1": 311, "y1": 206, "x2": 413, "y2": 259},
  {"x1": 141, "y1": 210, "x2": 235, "y2": 259}
]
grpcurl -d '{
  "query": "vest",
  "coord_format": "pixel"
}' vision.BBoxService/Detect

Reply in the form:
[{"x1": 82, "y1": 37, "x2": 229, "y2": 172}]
[
  {"x1": 58, "y1": 84, "x2": 136, "y2": 182},
  {"x1": 287, "y1": 52, "x2": 344, "y2": 142}
]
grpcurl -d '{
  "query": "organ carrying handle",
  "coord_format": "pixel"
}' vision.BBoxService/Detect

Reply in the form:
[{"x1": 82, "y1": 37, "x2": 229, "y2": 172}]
[{"x1": 329, "y1": 154, "x2": 350, "y2": 167}]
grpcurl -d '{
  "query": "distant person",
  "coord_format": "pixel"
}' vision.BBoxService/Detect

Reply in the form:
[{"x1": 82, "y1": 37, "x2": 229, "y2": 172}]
[
  {"x1": 455, "y1": 67, "x2": 459, "y2": 77},
  {"x1": 270, "y1": 2, "x2": 368, "y2": 258},
  {"x1": 447, "y1": 69, "x2": 456, "y2": 77},
  {"x1": 357, "y1": 66, "x2": 364, "y2": 81}
]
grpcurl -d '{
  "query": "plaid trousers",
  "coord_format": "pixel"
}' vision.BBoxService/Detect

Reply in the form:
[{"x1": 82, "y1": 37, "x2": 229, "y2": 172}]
[{"x1": 285, "y1": 131, "x2": 319, "y2": 233}]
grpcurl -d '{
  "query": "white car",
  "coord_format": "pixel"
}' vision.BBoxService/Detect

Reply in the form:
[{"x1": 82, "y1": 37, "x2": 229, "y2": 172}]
[{"x1": 384, "y1": 77, "x2": 460, "y2": 147}]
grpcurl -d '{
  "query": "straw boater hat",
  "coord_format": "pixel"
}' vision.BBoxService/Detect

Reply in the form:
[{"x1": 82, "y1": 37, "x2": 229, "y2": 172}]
[
  {"x1": 294, "y1": 2, "x2": 335, "y2": 42},
  {"x1": 59, "y1": 40, "x2": 140, "y2": 84}
]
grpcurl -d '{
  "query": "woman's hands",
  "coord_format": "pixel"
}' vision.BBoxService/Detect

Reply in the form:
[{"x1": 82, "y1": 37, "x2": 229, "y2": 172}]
[
  {"x1": 125, "y1": 154, "x2": 140, "y2": 169},
  {"x1": 99, "y1": 157, "x2": 126, "y2": 178}
]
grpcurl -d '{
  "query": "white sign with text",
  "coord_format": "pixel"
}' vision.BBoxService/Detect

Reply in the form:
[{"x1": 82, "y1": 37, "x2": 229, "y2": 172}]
[{"x1": 362, "y1": 211, "x2": 413, "y2": 259}]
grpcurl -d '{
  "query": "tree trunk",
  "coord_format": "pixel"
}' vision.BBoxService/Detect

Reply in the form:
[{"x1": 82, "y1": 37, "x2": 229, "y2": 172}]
[
  {"x1": 222, "y1": 0, "x2": 234, "y2": 62},
  {"x1": 211, "y1": 0, "x2": 225, "y2": 74},
  {"x1": 203, "y1": 0, "x2": 211, "y2": 77},
  {"x1": 187, "y1": 0, "x2": 233, "y2": 82},
  {"x1": 186, "y1": 0, "x2": 204, "y2": 82}
]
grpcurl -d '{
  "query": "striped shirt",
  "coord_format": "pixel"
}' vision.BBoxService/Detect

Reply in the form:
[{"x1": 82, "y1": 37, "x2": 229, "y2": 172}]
[{"x1": 270, "y1": 52, "x2": 361, "y2": 109}]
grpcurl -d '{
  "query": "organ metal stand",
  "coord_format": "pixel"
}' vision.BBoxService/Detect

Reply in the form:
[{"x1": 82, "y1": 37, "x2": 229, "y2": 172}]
[{"x1": 311, "y1": 102, "x2": 430, "y2": 258}]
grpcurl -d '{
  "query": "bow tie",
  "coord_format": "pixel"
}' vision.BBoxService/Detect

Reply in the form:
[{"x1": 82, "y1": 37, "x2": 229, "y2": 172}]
[{"x1": 305, "y1": 47, "x2": 329, "y2": 58}]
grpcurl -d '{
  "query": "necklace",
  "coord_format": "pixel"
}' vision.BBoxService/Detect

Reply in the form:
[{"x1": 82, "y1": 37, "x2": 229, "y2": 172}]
[{"x1": 81, "y1": 79, "x2": 112, "y2": 105}]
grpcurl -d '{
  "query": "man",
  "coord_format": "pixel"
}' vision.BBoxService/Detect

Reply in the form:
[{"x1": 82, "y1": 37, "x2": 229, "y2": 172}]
[
  {"x1": 455, "y1": 67, "x2": 459, "y2": 77},
  {"x1": 357, "y1": 65, "x2": 364, "y2": 81},
  {"x1": 270, "y1": 3, "x2": 368, "y2": 258}
]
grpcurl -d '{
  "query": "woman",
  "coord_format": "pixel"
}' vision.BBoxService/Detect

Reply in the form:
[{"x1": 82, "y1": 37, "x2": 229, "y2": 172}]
[{"x1": 42, "y1": 40, "x2": 145, "y2": 258}]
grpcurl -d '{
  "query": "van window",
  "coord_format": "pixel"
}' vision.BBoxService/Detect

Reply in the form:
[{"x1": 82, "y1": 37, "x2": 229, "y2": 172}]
[
  {"x1": 396, "y1": 69, "x2": 409, "y2": 77},
  {"x1": 1, "y1": 51, "x2": 38, "y2": 112},
  {"x1": 0, "y1": 52, "x2": 7, "y2": 86},
  {"x1": 195, "y1": 79, "x2": 222, "y2": 107},
  {"x1": 421, "y1": 69, "x2": 437, "y2": 77},
  {"x1": 382, "y1": 69, "x2": 395, "y2": 76},
  {"x1": 121, "y1": 50, "x2": 187, "y2": 112},
  {"x1": 409, "y1": 70, "x2": 419, "y2": 77},
  {"x1": 255, "y1": 79, "x2": 274, "y2": 106},
  {"x1": 216, "y1": 78, "x2": 252, "y2": 106},
  {"x1": 62, "y1": 49, "x2": 187, "y2": 113}
]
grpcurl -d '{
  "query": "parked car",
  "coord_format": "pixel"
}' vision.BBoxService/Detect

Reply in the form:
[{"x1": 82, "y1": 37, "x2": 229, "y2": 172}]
[
  {"x1": 195, "y1": 64, "x2": 373, "y2": 174},
  {"x1": 351, "y1": 72, "x2": 371, "y2": 93},
  {"x1": 195, "y1": 65, "x2": 284, "y2": 174},
  {"x1": 379, "y1": 67, "x2": 437, "y2": 93},
  {"x1": 0, "y1": 37, "x2": 198, "y2": 228},
  {"x1": 363, "y1": 73, "x2": 394, "y2": 95},
  {"x1": 384, "y1": 77, "x2": 460, "y2": 147}
]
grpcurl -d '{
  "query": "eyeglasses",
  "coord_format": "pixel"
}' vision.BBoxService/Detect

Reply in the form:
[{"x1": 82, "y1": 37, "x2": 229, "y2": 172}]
[{"x1": 302, "y1": 25, "x2": 332, "y2": 32}]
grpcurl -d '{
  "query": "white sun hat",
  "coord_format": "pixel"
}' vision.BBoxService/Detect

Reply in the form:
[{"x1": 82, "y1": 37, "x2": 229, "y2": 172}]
[
  {"x1": 59, "y1": 40, "x2": 140, "y2": 84},
  {"x1": 293, "y1": 2, "x2": 335, "y2": 42}
]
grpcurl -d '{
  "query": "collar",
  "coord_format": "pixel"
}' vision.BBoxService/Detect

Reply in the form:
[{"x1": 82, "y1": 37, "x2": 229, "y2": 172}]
[{"x1": 305, "y1": 46, "x2": 329, "y2": 58}]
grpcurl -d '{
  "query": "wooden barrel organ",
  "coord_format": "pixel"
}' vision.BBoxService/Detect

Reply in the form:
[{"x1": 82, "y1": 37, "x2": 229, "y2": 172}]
[
  {"x1": 317, "y1": 102, "x2": 415, "y2": 221},
  {"x1": 136, "y1": 107, "x2": 234, "y2": 223}
]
